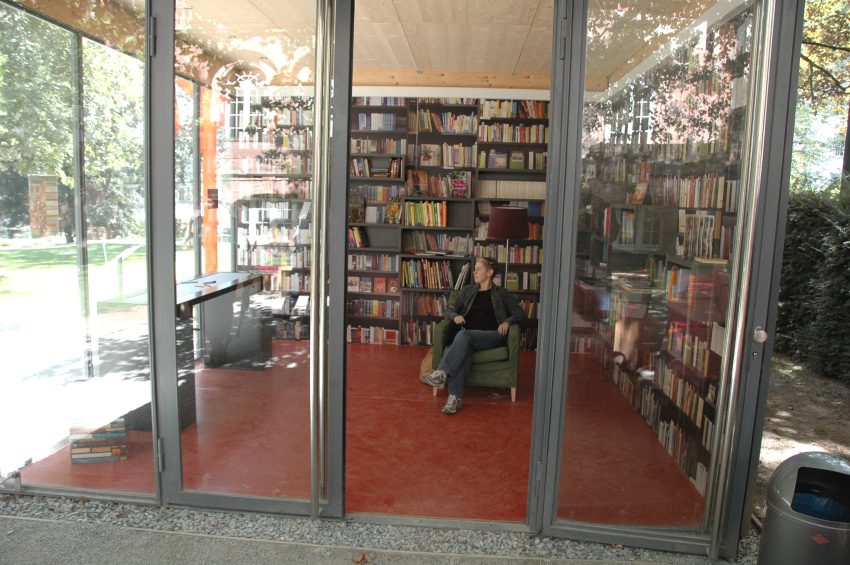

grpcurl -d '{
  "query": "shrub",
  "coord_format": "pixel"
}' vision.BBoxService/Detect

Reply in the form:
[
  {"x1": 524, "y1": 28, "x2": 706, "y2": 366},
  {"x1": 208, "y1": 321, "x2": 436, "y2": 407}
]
[{"x1": 776, "y1": 190, "x2": 850, "y2": 383}]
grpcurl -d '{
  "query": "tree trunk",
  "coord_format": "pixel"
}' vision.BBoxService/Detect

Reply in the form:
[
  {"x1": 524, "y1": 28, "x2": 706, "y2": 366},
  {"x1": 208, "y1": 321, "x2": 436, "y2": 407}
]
[{"x1": 843, "y1": 98, "x2": 850, "y2": 196}]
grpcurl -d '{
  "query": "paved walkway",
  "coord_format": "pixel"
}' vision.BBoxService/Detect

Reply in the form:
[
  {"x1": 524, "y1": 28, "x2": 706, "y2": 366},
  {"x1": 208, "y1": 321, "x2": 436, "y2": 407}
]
[{"x1": 0, "y1": 516, "x2": 692, "y2": 565}]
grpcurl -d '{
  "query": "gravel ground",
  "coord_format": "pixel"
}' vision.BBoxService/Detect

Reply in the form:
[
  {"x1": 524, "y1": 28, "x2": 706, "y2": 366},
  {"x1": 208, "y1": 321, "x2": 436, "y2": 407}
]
[{"x1": 0, "y1": 494, "x2": 760, "y2": 564}]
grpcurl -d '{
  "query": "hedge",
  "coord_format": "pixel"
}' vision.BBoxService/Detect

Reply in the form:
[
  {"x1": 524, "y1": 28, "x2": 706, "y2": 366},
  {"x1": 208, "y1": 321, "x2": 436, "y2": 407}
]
[{"x1": 775, "y1": 190, "x2": 850, "y2": 383}]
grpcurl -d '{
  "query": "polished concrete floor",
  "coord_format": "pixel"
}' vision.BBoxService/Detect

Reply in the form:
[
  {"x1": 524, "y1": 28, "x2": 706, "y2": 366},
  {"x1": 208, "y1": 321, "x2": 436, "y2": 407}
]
[{"x1": 19, "y1": 341, "x2": 703, "y2": 527}]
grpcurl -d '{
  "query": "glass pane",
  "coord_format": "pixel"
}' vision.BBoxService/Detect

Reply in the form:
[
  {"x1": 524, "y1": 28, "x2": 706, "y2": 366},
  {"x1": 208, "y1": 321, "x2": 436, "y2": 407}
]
[
  {"x1": 1, "y1": 2, "x2": 153, "y2": 494},
  {"x1": 173, "y1": 1, "x2": 317, "y2": 499},
  {"x1": 559, "y1": 1, "x2": 754, "y2": 528},
  {"x1": 344, "y1": 2, "x2": 553, "y2": 520}
]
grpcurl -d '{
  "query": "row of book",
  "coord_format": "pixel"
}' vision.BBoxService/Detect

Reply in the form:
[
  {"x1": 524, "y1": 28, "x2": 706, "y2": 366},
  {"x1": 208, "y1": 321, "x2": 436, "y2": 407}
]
[
  {"x1": 355, "y1": 112, "x2": 407, "y2": 131},
  {"x1": 517, "y1": 298, "x2": 540, "y2": 319},
  {"x1": 349, "y1": 157, "x2": 403, "y2": 179},
  {"x1": 274, "y1": 318, "x2": 309, "y2": 340},
  {"x1": 346, "y1": 253, "x2": 399, "y2": 272},
  {"x1": 400, "y1": 258, "x2": 455, "y2": 289},
  {"x1": 352, "y1": 96, "x2": 406, "y2": 107},
  {"x1": 441, "y1": 143, "x2": 477, "y2": 168},
  {"x1": 636, "y1": 387, "x2": 709, "y2": 495},
  {"x1": 479, "y1": 99, "x2": 549, "y2": 119},
  {"x1": 403, "y1": 231, "x2": 472, "y2": 256},
  {"x1": 264, "y1": 104, "x2": 313, "y2": 126},
  {"x1": 347, "y1": 298, "x2": 399, "y2": 318},
  {"x1": 655, "y1": 362, "x2": 708, "y2": 427},
  {"x1": 473, "y1": 243, "x2": 543, "y2": 265},
  {"x1": 236, "y1": 243, "x2": 312, "y2": 269},
  {"x1": 402, "y1": 319, "x2": 436, "y2": 346},
  {"x1": 234, "y1": 128, "x2": 313, "y2": 151},
  {"x1": 519, "y1": 327, "x2": 538, "y2": 350},
  {"x1": 347, "y1": 227, "x2": 369, "y2": 247},
  {"x1": 280, "y1": 272, "x2": 310, "y2": 292},
  {"x1": 475, "y1": 220, "x2": 542, "y2": 240},
  {"x1": 477, "y1": 179, "x2": 546, "y2": 199},
  {"x1": 414, "y1": 109, "x2": 478, "y2": 134},
  {"x1": 346, "y1": 325, "x2": 400, "y2": 345},
  {"x1": 347, "y1": 276, "x2": 399, "y2": 294},
  {"x1": 406, "y1": 170, "x2": 471, "y2": 198},
  {"x1": 403, "y1": 200, "x2": 448, "y2": 227},
  {"x1": 350, "y1": 136, "x2": 406, "y2": 154},
  {"x1": 654, "y1": 174, "x2": 739, "y2": 212},
  {"x1": 348, "y1": 184, "x2": 406, "y2": 203},
  {"x1": 668, "y1": 322, "x2": 714, "y2": 377},
  {"x1": 477, "y1": 123, "x2": 548, "y2": 144},
  {"x1": 230, "y1": 154, "x2": 312, "y2": 175},
  {"x1": 402, "y1": 292, "x2": 450, "y2": 317},
  {"x1": 70, "y1": 418, "x2": 128, "y2": 464}
]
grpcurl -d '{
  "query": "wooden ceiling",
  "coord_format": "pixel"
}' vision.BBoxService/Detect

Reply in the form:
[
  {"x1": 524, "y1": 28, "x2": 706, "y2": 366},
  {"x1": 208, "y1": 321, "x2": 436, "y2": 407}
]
[
  {"x1": 24, "y1": 0, "x2": 718, "y2": 93},
  {"x1": 179, "y1": 0, "x2": 717, "y2": 92}
]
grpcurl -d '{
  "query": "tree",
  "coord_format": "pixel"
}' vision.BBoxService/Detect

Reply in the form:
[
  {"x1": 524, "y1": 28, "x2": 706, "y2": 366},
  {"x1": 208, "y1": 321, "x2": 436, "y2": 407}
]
[
  {"x1": 82, "y1": 39, "x2": 145, "y2": 239},
  {"x1": 798, "y1": 0, "x2": 850, "y2": 196},
  {"x1": 0, "y1": 5, "x2": 75, "y2": 232}
]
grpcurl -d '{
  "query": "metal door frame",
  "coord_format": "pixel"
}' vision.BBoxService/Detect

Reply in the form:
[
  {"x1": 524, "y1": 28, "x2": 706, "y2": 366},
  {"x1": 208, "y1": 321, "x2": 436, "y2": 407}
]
[
  {"x1": 147, "y1": 0, "x2": 350, "y2": 517},
  {"x1": 531, "y1": 0, "x2": 804, "y2": 558}
]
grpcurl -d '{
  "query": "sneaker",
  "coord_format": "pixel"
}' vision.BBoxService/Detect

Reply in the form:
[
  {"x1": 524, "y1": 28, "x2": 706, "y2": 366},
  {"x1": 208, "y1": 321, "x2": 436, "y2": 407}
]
[
  {"x1": 421, "y1": 369, "x2": 447, "y2": 389},
  {"x1": 442, "y1": 394, "x2": 463, "y2": 415}
]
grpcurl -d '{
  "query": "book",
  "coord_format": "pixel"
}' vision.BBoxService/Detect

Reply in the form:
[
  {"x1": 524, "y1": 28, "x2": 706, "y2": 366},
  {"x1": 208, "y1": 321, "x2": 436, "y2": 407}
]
[
  {"x1": 385, "y1": 200, "x2": 401, "y2": 224},
  {"x1": 359, "y1": 277, "x2": 372, "y2": 292},
  {"x1": 387, "y1": 278, "x2": 400, "y2": 293},
  {"x1": 487, "y1": 149, "x2": 508, "y2": 169},
  {"x1": 406, "y1": 169, "x2": 428, "y2": 195},
  {"x1": 348, "y1": 199, "x2": 365, "y2": 223},
  {"x1": 347, "y1": 276, "x2": 360, "y2": 292},
  {"x1": 505, "y1": 272, "x2": 519, "y2": 290},
  {"x1": 292, "y1": 295, "x2": 310, "y2": 315},
  {"x1": 454, "y1": 263, "x2": 470, "y2": 289},
  {"x1": 420, "y1": 144, "x2": 442, "y2": 167},
  {"x1": 449, "y1": 171, "x2": 471, "y2": 198},
  {"x1": 509, "y1": 151, "x2": 524, "y2": 169},
  {"x1": 373, "y1": 277, "x2": 387, "y2": 293}
]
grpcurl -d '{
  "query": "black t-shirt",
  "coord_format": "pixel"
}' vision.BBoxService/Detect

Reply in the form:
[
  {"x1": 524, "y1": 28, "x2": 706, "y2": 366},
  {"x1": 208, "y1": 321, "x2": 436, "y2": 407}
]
[{"x1": 464, "y1": 288, "x2": 499, "y2": 331}]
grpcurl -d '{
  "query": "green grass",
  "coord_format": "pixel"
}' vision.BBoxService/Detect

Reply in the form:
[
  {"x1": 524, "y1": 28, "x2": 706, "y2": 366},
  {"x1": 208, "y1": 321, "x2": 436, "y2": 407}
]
[{"x1": 0, "y1": 241, "x2": 148, "y2": 300}]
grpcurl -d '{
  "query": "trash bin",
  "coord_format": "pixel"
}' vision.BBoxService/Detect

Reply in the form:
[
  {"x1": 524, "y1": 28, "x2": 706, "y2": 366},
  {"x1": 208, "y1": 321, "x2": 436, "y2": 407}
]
[{"x1": 757, "y1": 452, "x2": 850, "y2": 564}]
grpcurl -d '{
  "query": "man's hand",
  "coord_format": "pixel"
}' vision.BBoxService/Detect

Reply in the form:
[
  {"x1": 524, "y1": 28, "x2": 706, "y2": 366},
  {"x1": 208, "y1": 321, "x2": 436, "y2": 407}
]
[
  {"x1": 498, "y1": 322, "x2": 510, "y2": 336},
  {"x1": 453, "y1": 315, "x2": 465, "y2": 325}
]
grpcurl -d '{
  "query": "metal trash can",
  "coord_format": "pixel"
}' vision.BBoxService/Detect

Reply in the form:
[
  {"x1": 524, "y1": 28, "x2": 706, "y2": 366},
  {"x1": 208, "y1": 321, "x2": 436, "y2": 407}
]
[{"x1": 757, "y1": 452, "x2": 850, "y2": 564}]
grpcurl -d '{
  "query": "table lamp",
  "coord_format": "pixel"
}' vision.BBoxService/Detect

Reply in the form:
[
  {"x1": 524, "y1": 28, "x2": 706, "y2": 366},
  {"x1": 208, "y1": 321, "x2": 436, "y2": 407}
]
[{"x1": 486, "y1": 206, "x2": 529, "y2": 287}]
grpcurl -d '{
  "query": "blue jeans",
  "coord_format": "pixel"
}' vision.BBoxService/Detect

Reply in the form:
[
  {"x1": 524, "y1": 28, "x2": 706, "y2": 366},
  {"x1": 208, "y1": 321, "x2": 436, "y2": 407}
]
[{"x1": 436, "y1": 329, "x2": 507, "y2": 399}]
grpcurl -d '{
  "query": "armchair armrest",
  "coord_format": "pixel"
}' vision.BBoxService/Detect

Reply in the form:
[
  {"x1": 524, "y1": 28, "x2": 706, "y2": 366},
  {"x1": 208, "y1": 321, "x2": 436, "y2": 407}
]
[
  {"x1": 431, "y1": 318, "x2": 453, "y2": 370},
  {"x1": 506, "y1": 323, "x2": 520, "y2": 363}
]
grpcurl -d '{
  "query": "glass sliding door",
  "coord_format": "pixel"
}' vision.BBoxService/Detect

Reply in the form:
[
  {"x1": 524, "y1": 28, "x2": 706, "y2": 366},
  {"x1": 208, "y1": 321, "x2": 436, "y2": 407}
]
[
  {"x1": 153, "y1": 0, "x2": 339, "y2": 515},
  {"x1": 0, "y1": 1, "x2": 154, "y2": 496},
  {"x1": 344, "y1": 1, "x2": 553, "y2": 522},
  {"x1": 554, "y1": 0, "x2": 757, "y2": 538}
]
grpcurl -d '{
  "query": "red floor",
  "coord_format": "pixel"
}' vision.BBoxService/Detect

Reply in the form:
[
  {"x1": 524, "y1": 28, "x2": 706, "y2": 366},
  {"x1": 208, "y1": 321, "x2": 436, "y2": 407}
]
[{"x1": 20, "y1": 341, "x2": 703, "y2": 527}]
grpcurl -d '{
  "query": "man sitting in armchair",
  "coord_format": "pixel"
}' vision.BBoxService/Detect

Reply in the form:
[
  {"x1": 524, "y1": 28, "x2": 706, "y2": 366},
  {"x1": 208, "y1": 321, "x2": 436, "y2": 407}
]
[{"x1": 420, "y1": 257, "x2": 526, "y2": 414}]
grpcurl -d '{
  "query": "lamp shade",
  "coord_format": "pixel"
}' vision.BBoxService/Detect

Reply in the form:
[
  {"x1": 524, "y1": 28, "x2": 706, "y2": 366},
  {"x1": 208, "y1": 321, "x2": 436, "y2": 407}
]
[{"x1": 487, "y1": 206, "x2": 529, "y2": 240}]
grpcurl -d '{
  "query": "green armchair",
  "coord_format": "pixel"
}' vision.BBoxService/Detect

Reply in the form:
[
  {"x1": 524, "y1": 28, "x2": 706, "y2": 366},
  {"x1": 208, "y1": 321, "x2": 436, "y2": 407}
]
[{"x1": 431, "y1": 292, "x2": 521, "y2": 402}]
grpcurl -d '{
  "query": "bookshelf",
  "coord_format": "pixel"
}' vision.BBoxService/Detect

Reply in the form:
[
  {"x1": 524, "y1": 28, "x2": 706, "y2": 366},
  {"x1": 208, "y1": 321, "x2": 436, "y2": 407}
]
[
  {"x1": 477, "y1": 99, "x2": 549, "y2": 180},
  {"x1": 346, "y1": 98, "x2": 409, "y2": 345},
  {"x1": 224, "y1": 92, "x2": 314, "y2": 200},
  {"x1": 345, "y1": 96, "x2": 548, "y2": 348},
  {"x1": 231, "y1": 196, "x2": 312, "y2": 341},
  {"x1": 574, "y1": 10, "x2": 750, "y2": 495}
]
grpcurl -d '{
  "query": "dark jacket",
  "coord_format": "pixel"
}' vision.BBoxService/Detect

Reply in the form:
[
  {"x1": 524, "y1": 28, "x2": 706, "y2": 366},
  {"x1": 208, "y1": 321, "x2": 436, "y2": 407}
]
[{"x1": 446, "y1": 283, "x2": 526, "y2": 326}]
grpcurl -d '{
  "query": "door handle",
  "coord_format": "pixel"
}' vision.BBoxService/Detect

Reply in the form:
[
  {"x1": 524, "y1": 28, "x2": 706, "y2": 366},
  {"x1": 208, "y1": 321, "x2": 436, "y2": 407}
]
[{"x1": 753, "y1": 326, "x2": 769, "y2": 343}]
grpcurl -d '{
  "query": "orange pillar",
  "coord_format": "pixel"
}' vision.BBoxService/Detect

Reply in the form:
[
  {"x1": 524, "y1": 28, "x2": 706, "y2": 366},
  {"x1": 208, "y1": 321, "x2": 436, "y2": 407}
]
[{"x1": 200, "y1": 88, "x2": 218, "y2": 273}]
